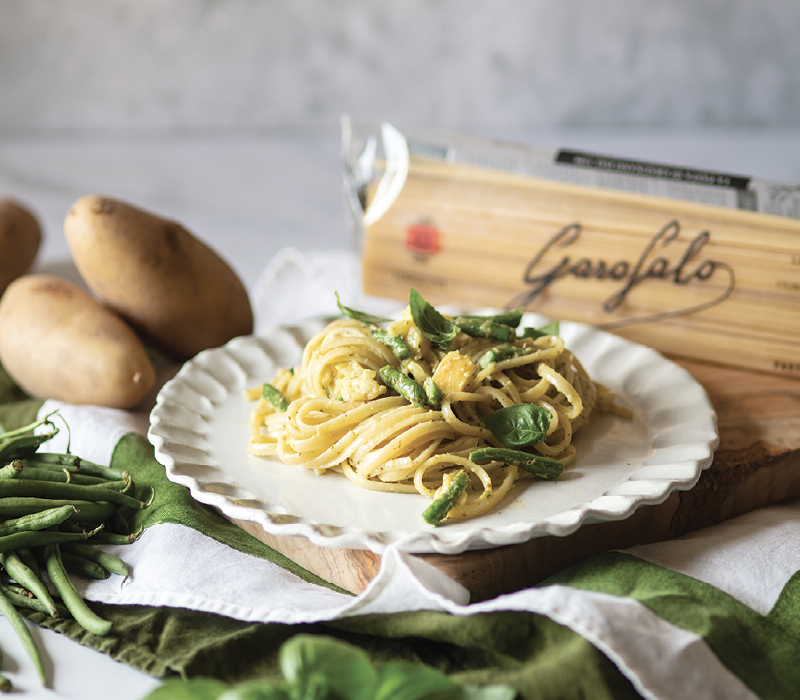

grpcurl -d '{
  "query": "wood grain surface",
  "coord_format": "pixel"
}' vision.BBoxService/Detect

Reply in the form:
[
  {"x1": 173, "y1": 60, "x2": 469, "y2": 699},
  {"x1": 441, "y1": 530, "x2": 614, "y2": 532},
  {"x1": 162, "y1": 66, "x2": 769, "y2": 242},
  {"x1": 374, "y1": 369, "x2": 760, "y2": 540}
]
[{"x1": 236, "y1": 357, "x2": 800, "y2": 601}]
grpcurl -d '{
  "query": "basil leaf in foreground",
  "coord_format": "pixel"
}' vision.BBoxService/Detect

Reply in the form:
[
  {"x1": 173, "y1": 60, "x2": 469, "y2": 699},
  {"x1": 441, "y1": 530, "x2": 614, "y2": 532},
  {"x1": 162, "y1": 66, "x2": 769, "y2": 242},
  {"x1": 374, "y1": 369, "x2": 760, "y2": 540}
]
[
  {"x1": 408, "y1": 288, "x2": 458, "y2": 348},
  {"x1": 374, "y1": 661, "x2": 462, "y2": 700},
  {"x1": 482, "y1": 403, "x2": 551, "y2": 448},
  {"x1": 280, "y1": 635, "x2": 378, "y2": 700},
  {"x1": 335, "y1": 292, "x2": 393, "y2": 325}
]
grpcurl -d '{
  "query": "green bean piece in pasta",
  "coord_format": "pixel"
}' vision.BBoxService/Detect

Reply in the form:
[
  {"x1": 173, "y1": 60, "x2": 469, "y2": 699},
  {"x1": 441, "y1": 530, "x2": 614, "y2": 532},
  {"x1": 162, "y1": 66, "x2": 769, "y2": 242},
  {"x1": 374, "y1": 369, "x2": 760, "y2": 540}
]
[
  {"x1": 262, "y1": 383, "x2": 289, "y2": 412},
  {"x1": 422, "y1": 470, "x2": 469, "y2": 526},
  {"x1": 43, "y1": 543, "x2": 112, "y2": 637},
  {"x1": 452, "y1": 317, "x2": 516, "y2": 343},
  {"x1": 423, "y1": 377, "x2": 443, "y2": 409},
  {"x1": 378, "y1": 366, "x2": 426, "y2": 408},
  {"x1": 454, "y1": 306, "x2": 524, "y2": 328},
  {"x1": 370, "y1": 328, "x2": 412, "y2": 361},
  {"x1": 470, "y1": 447, "x2": 564, "y2": 479},
  {"x1": 476, "y1": 346, "x2": 531, "y2": 369}
]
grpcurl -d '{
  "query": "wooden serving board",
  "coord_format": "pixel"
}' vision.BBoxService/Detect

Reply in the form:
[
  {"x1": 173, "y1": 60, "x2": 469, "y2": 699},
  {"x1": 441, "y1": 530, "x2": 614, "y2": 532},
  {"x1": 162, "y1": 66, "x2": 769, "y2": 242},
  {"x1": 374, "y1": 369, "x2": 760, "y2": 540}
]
[{"x1": 232, "y1": 357, "x2": 800, "y2": 601}]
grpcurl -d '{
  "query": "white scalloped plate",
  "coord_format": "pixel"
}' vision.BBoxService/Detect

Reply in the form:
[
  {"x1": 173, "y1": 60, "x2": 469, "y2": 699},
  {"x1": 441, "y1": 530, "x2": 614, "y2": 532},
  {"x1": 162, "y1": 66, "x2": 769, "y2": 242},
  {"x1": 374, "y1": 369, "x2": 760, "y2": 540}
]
[{"x1": 148, "y1": 315, "x2": 718, "y2": 554}]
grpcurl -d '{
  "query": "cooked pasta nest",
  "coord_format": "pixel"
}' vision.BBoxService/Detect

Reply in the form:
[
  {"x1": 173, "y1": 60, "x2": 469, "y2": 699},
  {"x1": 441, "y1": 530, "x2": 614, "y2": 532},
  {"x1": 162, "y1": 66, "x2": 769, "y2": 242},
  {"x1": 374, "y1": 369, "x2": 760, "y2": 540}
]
[{"x1": 246, "y1": 297, "x2": 631, "y2": 525}]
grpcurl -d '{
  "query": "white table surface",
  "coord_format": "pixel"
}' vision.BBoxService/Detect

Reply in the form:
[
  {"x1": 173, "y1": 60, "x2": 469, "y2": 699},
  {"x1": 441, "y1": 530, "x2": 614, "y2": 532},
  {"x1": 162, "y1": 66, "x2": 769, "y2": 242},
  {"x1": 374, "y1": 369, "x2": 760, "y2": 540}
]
[{"x1": 1, "y1": 126, "x2": 799, "y2": 698}]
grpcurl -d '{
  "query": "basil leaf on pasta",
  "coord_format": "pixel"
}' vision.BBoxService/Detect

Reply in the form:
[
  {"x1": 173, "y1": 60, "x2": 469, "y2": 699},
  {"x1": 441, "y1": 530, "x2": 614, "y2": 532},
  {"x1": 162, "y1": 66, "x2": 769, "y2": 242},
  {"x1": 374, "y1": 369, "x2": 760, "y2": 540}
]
[
  {"x1": 518, "y1": 320, "x2": 560, "y2": 339},
  {"x1": 408, "y1": 288, "x2": 458, "y2": 348},
  {"x1": 335, "y1": 292, "x2": 393, "y2": 325},
  {"x1": 482, "y1": 403, "x2": 551, "y2": 448}
]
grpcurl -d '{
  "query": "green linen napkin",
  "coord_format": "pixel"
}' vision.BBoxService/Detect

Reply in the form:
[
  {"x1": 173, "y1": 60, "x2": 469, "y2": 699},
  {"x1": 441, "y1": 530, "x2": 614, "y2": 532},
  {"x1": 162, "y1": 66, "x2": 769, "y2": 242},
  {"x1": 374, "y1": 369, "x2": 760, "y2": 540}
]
[
  {"x1": 0, "y1": 366, "x2": 641, "y2": 700},
  {"x1": 7, "y1": 362, "x2": 800, "y2": 700}
]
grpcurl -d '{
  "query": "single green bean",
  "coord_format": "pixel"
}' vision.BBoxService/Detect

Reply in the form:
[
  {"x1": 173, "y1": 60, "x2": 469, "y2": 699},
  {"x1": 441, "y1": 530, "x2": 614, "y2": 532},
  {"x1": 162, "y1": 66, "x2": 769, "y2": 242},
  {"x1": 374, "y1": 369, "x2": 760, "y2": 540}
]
[
  {"x1": 61, "y1": 542, "x2": 130, "y2": 578},
  {"x1": 0, "y1": 506, "x2": 77, "y2": 537},
  {"x1": 43, "y1": 543, "x2": 112, "y2": 637},
  {"x1": 59, "y1": 552, "x2": 110, "y2": 580},
  {"x1": 0, "y1": 583, "x2": 68, "y2": 618},
  {"x1": 423, "y1": 377, "x2": 443, "y2": 409},
  {"x1": 469, "y1": 447, "x2": 564, "y2": 479},
  {"x1": 69, "y1": 460, "x2": 128, "y2": 482},
  {"x1": 29, "y1": 454, "x2": 129, "y2": 481},
  {"x1": 378, "y1": 366, "x2": 426, "y2": 408},
  {"x1": 453, "y1": 307, "x2": 524, "y2": 328},
  {"x1": 0, "y1": 413, "x2": 57, "y2": 442},
  {"x1": 0, "y1": 529, "x2": 97, "y2": 556},
  {"x1": 0, "y1": 479, "x2": 146, "y2": 510},
  {"x1": 0, "y1": 647, "x2": 9, "y2": 692},
  {"x1": 60, "y1": 524, "x2": 143, "y2": 545},
  {"x1": 22, "y1": 454, "x2": 80, "y2": 468},
  {"x1": 0, "y1": 497, "x2": 112, "y2": 521},
  {"x1": 0, "y1": 550, "x2": 58, "y2": 617},
  {"x1": 422, "y1": 470, "x2": 470, "y2": 526},
  {"x1": 0, "y1": 431, "x2": 58, "y2": 462},
  {"x1": 371, "y1": 329, "x2": 412, "y2": 360},
  {"x1": 0, "y1": 460, "x2": 22, "y2": 480},
  {"x1": 17, "y1": 467, "x2": 128, "y2": 489},
  {"x1": 262, "y1": 383, "x2": 289, "y2": 412},
  {"x1": 111, "y1": 508, "x2": 130, "y2": 534},
  {"x1": 452, "y1": 317, "x2": 516, "y2": 342},
  {"x1": 477, "y1": 346, "x2": 532, "y2": 369},
  {"x1": 0, "y1": 586, "x2": 47, "y2": 685}
]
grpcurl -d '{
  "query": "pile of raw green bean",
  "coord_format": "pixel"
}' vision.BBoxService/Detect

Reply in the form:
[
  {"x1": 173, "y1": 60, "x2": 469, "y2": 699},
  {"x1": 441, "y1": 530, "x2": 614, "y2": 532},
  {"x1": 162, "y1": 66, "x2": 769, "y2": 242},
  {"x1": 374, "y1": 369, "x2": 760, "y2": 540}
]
[{"x1": 0, "y1": 414, "x2": 149, "y2": 690}]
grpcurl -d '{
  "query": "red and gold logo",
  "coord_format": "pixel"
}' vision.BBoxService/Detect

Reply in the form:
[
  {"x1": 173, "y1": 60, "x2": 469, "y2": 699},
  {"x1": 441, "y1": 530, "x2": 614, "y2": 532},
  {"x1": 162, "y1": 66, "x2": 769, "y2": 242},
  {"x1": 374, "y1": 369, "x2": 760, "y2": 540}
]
[{"x1": 404, "y1": 222, "x2": 442, "y2": 259}]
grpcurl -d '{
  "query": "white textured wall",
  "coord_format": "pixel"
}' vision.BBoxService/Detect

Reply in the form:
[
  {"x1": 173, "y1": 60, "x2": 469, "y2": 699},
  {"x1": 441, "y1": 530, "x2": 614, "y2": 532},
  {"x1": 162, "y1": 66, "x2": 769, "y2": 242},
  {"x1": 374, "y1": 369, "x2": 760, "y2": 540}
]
[{"x1": 2, "y1": 0, "x2": 799, "y2": 132}]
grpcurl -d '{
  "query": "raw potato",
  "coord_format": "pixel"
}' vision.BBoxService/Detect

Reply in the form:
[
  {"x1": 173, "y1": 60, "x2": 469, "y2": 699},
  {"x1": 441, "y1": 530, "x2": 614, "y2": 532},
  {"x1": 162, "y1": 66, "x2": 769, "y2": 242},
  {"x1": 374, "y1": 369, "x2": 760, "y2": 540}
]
[
  {"x1": 0, "y1": 199, "x2": 42, "y2": 296},
  {"x1": 0, "y1": 275, "x2": 156, "y2": 408},
  {"x1": 64, "y1": 195, "x2": 254, "y2": 360}
]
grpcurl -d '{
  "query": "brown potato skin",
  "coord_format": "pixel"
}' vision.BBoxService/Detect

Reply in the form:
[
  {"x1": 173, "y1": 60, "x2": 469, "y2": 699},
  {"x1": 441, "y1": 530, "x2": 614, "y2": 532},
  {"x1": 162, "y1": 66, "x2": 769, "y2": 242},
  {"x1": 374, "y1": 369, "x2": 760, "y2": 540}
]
[
  {"x1": 64, "y1": 196, "x2": 254, "y2": 361},
  {"x1": 0, "y1": 199, "x2": 42, "y2": 296},
  {"x1": 0, "y1": 275, "x2": 156, "y2": 408}
]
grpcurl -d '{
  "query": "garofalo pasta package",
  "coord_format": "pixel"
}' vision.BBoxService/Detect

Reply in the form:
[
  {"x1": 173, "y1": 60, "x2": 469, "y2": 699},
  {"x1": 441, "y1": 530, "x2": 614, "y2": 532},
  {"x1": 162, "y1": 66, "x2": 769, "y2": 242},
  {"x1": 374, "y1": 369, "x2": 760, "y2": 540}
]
[{"x1": 341, "y1": 118, "x2": 800, "y2": 377}]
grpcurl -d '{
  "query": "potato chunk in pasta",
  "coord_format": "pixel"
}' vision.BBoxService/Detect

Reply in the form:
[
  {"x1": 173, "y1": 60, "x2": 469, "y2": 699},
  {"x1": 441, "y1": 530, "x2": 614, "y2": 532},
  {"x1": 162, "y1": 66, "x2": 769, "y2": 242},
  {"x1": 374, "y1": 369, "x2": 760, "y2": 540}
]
[{"x1": 247, "y1": 292, "x2": 631, "y2": 524}]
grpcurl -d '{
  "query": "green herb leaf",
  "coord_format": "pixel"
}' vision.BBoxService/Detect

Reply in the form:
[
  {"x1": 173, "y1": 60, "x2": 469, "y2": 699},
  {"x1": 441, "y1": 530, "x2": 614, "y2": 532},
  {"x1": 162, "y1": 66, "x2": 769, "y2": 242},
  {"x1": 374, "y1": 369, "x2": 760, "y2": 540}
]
[
  {"x1": 142, "y1": 677, "x2": 228, "y2": 700},
  {"x1": 219, "y1": 681, "x2": 292, "y2": 700},
  {"x1": 462, "y1": 686, "x2": 518, "y2": 700},
  {"x1": 336, "y1": 292, "x2": 393, "y2": 325},
  {"x1": 262, "y1": 383, "x2": 289, "y2": 412},
  {"x1": 280, "y1": 635, "x2": 378, "y2": 700},
  {"x1": 482, "y1": 403, "x2": 551, "y2": 448},
  {"x1": 518, "y1": 321, "x2": 560, "y2": 339},
  {"x1": 408, "y1": 288, "x2": 458, "y2": 348},
  {"x1": 374, "y1": 661, "x2": 461, "y2": 700}
]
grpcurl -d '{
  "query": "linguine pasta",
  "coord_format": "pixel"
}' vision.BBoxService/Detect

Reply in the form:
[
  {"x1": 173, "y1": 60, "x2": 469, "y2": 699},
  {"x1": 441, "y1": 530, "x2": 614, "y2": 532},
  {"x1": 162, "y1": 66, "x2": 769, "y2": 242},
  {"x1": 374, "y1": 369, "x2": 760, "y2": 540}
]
[{"x1": 246, "y1": 291, "x2": 631, "y2": 525}]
